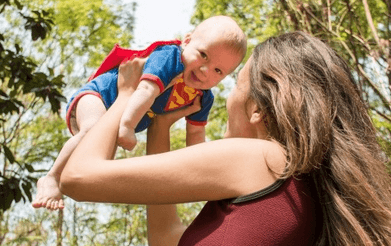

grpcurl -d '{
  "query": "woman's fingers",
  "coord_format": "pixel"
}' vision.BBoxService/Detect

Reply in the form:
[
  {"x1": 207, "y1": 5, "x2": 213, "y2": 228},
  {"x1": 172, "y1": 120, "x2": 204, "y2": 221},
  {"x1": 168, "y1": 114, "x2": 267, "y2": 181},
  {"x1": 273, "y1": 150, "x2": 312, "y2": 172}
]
[
  {"x1": 117, "y1": 57, "x2": 147, "y2": 94},
  {"x1": 182, "y1": 95, "x2": 202, "y2": 116},
  {"x1": 157, "y1": 96, "x2": 202, "y2": 126}
]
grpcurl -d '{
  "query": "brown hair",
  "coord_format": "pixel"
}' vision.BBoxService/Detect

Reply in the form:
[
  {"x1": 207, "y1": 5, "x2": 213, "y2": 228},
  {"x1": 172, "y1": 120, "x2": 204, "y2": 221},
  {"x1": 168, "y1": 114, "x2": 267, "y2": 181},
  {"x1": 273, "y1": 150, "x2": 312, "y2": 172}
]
[{"x1": 249, "y1": 31, "x2": 391, "y2": 245}]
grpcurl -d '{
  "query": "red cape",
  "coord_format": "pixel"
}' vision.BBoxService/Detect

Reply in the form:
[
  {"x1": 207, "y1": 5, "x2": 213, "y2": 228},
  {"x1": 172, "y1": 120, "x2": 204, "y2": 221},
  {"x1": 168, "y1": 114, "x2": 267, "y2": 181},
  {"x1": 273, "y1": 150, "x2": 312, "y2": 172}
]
[{"x1": 88, "y1": 39, "x2": 182, "y2": 81}]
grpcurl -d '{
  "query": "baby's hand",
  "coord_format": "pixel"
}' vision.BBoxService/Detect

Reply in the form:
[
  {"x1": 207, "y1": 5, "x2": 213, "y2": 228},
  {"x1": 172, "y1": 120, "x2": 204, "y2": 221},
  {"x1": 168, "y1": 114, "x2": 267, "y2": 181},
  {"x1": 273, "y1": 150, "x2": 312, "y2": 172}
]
[{"x1": 117, "y1": 125, "x2": 137, "y2": 151}]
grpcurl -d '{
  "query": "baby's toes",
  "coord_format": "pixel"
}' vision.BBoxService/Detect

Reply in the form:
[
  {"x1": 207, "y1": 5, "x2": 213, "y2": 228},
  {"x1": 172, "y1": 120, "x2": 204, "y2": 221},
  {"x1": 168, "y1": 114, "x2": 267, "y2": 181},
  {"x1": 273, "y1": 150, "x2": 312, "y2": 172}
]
[
  {"x1": 52, "y1": 201, "x2": 59, "y2": 210},
  {"x1": 32, "y1": 198, "x2": 42, "y2": 208},
  {"x1": 45, "y1": 200, "x2": 53, "y2": 210},
  {"x1": 32, "y1": 192, "x2": 43, "y2": 208},
  {"x1": 37, "y1": 197, "x2": 48, "y2": 209},
  {"x1": 58, "y1": 199, "x2": 65, "y2": 209}
]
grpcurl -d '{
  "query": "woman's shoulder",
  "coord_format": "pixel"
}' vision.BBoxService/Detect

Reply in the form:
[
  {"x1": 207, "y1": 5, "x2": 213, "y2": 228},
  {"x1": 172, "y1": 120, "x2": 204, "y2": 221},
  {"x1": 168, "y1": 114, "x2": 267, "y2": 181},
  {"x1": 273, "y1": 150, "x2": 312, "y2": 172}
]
[
  {"x1": 200, "y1": 138, "x2": 287, "y2": 196},
  {"x1": 216, "y1": 138, "x2": 286, "y2": 174}
]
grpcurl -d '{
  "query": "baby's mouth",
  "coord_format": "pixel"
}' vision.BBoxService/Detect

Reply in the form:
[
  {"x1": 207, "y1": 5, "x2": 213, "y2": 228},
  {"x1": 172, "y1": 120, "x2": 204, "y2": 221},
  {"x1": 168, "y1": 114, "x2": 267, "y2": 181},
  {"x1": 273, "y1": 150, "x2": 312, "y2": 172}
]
[{"x1": 191, "y1": 71, "x2": 200, "y2": 83}]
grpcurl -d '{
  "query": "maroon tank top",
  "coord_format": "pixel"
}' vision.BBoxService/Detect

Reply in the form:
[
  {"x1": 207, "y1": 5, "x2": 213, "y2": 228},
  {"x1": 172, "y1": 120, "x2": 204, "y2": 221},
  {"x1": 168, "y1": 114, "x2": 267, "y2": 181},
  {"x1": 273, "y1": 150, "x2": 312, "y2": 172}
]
[{"x1": 178, "y1": 176, "x2": 320, "y2": 245}]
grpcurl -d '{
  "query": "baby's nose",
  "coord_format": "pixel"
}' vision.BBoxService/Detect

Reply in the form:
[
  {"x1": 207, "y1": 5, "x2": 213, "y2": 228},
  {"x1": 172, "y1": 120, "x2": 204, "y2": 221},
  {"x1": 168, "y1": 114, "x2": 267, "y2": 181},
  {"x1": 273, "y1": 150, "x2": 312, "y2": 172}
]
[{"x1": 200, "y1": 65, "x2": 209, "y2": 74}]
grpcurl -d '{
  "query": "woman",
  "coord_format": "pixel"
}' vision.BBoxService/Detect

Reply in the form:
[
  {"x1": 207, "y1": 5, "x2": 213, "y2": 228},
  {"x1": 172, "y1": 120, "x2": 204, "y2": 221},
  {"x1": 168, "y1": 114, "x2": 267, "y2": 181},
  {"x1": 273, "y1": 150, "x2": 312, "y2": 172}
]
[{"x1": 60, "y1": 32, "x2": 391, "y2": 245}]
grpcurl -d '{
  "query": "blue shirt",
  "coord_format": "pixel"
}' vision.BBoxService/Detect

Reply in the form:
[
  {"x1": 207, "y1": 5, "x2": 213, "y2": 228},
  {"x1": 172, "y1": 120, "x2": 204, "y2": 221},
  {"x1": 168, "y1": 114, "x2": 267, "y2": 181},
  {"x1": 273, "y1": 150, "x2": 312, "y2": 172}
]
[{"x1": 67, "y1": 45, "x2": 214, "y2": 133}]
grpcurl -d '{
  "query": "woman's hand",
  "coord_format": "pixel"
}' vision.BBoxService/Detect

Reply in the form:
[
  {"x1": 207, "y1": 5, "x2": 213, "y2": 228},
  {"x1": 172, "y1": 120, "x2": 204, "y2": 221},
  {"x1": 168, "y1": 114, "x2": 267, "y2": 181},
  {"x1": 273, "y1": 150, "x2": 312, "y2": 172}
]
[
  {"x1": 151, "y1": 96, "x2": 202, "y2": 130},
  {"x1": 117, "y1": 57, "x2": 146, "y2": 96},
  {"x1": 146, "y1": 96, "x2": 201, "y2": 155}
]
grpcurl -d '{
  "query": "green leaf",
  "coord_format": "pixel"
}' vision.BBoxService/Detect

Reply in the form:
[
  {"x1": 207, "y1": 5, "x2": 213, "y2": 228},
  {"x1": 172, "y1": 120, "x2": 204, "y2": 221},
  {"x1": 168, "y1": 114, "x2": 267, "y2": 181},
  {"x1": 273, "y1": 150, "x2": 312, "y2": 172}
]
[
  {"x1": 4, "y1": 192, "x2": 14, "y2": 211},
  {"x1": 2, "y1": 144, "x2": 15, "y2": 163},
  {"x1": 0, "y1": 89, "x2": 8, "y2": 97},
  {"x1": 14, "y1": 187, "x2": 22, "y2": 203},
  {"x1": 0, "y1": 184, "x2": 14, "y2": 211},
  {"x1": 25, "y1": 164, "x2": 34, "y2": 172},
  {"x1": 14, "y1": 0, "x2": 23, "y2": 10},
  {"x1": 22, "y1": 182, "x2": 32, "y2": 201}
]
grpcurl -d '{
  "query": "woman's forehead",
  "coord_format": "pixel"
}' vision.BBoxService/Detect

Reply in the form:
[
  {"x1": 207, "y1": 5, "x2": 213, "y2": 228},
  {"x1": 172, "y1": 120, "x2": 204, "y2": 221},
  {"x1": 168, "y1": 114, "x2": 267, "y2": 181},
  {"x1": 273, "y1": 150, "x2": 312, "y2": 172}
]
[{"x1": 238, "y1": 57, "x2": 252, "y2": 79}]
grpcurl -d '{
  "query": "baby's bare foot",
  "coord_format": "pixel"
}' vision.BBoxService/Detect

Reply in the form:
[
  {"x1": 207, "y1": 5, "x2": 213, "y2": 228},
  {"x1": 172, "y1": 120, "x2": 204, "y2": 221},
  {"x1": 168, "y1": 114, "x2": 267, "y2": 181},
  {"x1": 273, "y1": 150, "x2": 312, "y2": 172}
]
[
  {"x1": 32, "y1": 174, "x2": 64, "y2": 210},
  {"x1": 118, "y1": 125, "x2": 137, "y2": 151}
]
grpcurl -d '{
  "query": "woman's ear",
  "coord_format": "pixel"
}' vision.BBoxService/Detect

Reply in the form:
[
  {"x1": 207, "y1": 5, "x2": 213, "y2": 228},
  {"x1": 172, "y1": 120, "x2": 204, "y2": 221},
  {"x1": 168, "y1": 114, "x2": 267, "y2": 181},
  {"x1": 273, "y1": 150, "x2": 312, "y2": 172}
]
[{"x1": 247, "y1": 102, "x2": 263, "y2": 124}]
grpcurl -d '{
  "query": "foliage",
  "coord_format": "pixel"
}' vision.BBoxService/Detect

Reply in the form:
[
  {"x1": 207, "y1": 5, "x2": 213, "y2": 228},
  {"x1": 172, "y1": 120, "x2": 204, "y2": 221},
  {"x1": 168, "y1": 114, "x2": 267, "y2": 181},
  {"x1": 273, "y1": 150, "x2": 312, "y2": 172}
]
[
  {"x1": 1, "y1": 205, "x2": 51, "y2": 245},
  {"x1": 52, "y1": 0, "x2": 135, "y2": 80},
  {"x1": 100, "y1": 204, "x2": 148, "y2": 245},
  {"x1": 0, "y1": 0, "x2": 136, "y2": 215},
  {"x1": 0, "y1": 0, "x2": 66, "y2": 212},
  {"x1": 177, "y1": 201, "x2": 205, "y2": 226}
]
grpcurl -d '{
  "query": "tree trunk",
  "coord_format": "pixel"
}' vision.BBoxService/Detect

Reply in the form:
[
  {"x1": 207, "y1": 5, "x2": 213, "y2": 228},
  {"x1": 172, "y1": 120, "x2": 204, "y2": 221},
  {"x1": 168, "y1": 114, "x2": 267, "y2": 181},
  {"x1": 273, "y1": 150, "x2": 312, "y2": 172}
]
[
  {"x1": 73, "y1": 202, "x2": 78, "y2": 246},
  {"x1": 56, "y1": 209, "x2": 63, "y2": 246}
]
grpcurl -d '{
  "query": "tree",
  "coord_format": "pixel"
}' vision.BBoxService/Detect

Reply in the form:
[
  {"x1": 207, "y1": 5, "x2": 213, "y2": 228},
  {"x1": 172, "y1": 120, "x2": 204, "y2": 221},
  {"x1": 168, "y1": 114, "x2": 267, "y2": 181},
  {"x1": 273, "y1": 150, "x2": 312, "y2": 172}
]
[
  {"x1": 0, "y1": 0, "x2": 66, "y2": 212},
  {"x1": 0, "y1": 0, "x2": 136, "y2": 213},
  {"x1": 0, "y1": 205, "x2": 50, "y2": 245}
]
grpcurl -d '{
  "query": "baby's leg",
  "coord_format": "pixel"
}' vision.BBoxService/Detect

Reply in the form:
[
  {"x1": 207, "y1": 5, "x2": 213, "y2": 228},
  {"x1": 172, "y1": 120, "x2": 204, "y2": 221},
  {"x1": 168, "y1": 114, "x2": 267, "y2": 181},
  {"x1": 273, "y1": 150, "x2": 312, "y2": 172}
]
[
  {"x1": 117, "y1": 98, "x2": 138, "y2": 151},
  {"x1": 118, "y1": 80, "x2": 161, "y2": 151},
  {"x1": 32, "y1": 95, "x2": 106, "y2": 210}
]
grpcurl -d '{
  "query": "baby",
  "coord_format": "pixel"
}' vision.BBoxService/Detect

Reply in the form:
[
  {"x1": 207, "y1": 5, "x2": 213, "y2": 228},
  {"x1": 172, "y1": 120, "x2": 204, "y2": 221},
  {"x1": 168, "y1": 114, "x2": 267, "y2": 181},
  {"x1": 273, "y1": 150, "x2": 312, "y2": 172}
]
[{"x1": 32, "y1": 15, "x2": 247, "y2": 210}]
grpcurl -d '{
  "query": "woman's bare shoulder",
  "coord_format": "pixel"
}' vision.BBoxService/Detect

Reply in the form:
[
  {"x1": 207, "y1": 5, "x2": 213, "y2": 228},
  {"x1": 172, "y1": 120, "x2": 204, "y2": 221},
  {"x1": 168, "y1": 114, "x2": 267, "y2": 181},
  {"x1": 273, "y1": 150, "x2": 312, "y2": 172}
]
[
  {"x1": 192, "y1": 138, "x2": 286, "y2": 195},
  {"x1": 229, "y1": 138, "x2": 286, "y2": 170},
  {"x1": 214, "y1": 138, "x2": 285, "y2": 161}
]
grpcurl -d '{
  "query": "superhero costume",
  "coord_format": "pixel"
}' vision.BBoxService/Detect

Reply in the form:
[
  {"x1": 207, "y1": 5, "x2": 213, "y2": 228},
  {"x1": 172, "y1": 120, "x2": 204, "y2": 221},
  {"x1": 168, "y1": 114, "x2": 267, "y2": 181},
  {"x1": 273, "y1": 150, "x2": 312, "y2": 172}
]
[{"x1": 66, "y1": 40, "x2": 214, "y2": 135}]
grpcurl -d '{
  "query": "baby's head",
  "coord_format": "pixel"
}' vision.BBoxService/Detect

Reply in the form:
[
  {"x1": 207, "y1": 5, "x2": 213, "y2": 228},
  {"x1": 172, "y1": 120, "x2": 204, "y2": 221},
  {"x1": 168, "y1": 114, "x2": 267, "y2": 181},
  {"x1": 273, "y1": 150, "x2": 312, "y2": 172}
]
[{"x1": 181, "y1": 16, "x2": 247, "y2": 90}]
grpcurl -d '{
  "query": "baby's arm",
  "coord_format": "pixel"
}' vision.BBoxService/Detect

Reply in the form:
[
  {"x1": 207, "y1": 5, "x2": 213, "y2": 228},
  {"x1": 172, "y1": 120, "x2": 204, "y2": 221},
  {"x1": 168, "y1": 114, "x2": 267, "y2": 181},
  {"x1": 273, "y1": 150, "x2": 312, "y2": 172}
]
[
  {"x1": 118, "y1": 80, "x2": 160, "y2": 150},
  {"x1": 186, "y1": 123, "x2": 206, "y2": 146}
]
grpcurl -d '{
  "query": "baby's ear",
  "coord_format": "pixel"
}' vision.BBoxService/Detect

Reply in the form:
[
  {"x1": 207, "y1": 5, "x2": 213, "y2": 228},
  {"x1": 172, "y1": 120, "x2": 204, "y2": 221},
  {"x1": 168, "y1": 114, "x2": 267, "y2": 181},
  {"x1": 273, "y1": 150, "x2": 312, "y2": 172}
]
[{"x1": 183, "y1": 33, "x2": 192, "y2": 45}]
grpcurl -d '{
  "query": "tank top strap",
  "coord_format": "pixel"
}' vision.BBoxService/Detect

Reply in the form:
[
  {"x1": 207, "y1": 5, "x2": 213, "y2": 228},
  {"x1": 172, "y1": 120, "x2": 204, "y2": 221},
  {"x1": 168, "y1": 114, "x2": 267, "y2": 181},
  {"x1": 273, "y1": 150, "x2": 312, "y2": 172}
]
[{"x1": 230, "y1": 178, "x2": 286, "y2": 204}]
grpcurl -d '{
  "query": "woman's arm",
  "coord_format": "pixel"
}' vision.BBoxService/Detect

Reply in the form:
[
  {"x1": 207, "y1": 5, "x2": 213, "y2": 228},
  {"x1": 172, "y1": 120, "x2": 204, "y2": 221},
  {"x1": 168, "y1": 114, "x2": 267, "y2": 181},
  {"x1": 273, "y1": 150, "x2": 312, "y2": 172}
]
[
  {"x1": 146, "y1": 101, "x2": 201, "y2": 246},
  {"x1": 147, "y1": 205, "x2": 186, "y2": 246},
  {"x1": 186, "y1": 123, "x2": 205, "y2": 146},
  {"x1": 60, "y1": 59, "x2": 286, "y2": 205}
]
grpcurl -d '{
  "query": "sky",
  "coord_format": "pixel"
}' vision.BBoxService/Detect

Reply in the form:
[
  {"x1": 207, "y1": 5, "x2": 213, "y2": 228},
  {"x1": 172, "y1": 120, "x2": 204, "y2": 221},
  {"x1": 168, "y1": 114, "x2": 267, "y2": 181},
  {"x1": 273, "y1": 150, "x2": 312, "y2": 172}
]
[{"x1": 131, "y1": 0, "x2": 197, "y2": 49}]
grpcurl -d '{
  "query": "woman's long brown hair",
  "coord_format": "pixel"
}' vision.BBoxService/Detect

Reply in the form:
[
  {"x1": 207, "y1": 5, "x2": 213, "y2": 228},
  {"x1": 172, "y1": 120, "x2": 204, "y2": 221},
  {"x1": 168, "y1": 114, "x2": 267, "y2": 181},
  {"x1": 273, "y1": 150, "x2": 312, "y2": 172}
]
[{"x1": 249, "y1": 31, "x2": 391, "y2": 245}]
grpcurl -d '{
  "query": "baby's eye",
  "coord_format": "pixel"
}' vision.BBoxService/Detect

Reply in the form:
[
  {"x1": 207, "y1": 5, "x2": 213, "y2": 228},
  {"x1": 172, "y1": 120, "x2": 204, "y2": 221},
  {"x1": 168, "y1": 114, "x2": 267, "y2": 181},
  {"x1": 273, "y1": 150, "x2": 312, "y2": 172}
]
[
  {"x1": 200, "y1": 52, "x2": 207, "y2": 60},
  {"x1": 215, "y1": 68, "x2": 222, "y2": 75}
]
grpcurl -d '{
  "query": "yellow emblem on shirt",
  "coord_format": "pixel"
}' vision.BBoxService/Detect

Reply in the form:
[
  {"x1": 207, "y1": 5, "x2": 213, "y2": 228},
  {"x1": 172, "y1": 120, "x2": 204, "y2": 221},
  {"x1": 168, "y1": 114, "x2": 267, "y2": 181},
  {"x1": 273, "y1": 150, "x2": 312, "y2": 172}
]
[{"x1": 165, "y1": 77, "x2": 202, "y2": 111}]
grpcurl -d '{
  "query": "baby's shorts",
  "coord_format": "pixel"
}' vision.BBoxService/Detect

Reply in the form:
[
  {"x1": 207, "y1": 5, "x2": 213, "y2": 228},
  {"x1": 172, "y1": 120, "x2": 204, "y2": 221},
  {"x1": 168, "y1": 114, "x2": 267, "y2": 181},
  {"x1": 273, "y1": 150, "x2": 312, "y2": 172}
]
[{"x1": 65, "y1": 68, "x2": 151, "y2": 135}]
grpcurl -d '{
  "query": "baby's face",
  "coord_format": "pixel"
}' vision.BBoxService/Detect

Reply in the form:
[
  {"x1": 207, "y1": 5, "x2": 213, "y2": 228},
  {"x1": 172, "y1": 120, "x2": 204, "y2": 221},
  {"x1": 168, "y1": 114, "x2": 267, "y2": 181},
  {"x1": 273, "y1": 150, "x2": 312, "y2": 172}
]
[{"x1": 181, "y1": 36, "x2": 242, "y2": 90}]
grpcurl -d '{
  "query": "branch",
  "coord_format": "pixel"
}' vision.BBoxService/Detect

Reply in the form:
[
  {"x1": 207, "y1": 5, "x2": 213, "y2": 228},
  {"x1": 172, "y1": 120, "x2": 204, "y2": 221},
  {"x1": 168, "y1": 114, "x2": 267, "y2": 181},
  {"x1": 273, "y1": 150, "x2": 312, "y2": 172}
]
[
  {"x1": 327, "y1": 0, "x2": 332, "y2": 31},
  {"x1": 358, "y1": 63, "x2": 391, "y2": 110},
  {"x1": 302, "y1": 2, "x2": 367, "y2": 49},
  {"x1": 6, "y1": 96, "x2": 40, "y2": 145},
  {"x1": 344, "y1": 0, "x2": 364, "y2": 91},
  {"x1": 373, "y1": 107, "x2": 391, "y2": 124},
  {"x1": 280, "y1": 0, "x2": 300, "y2": 30},
  {"x1": 362, "y1": 0, "x2": 381, "y2": 47},
  {"x1": 300, "y1": 2, "x2": 389, "y2": 107},
  {"x1": 337, "y1": 40, "x2": 391, "y2": 110}
]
